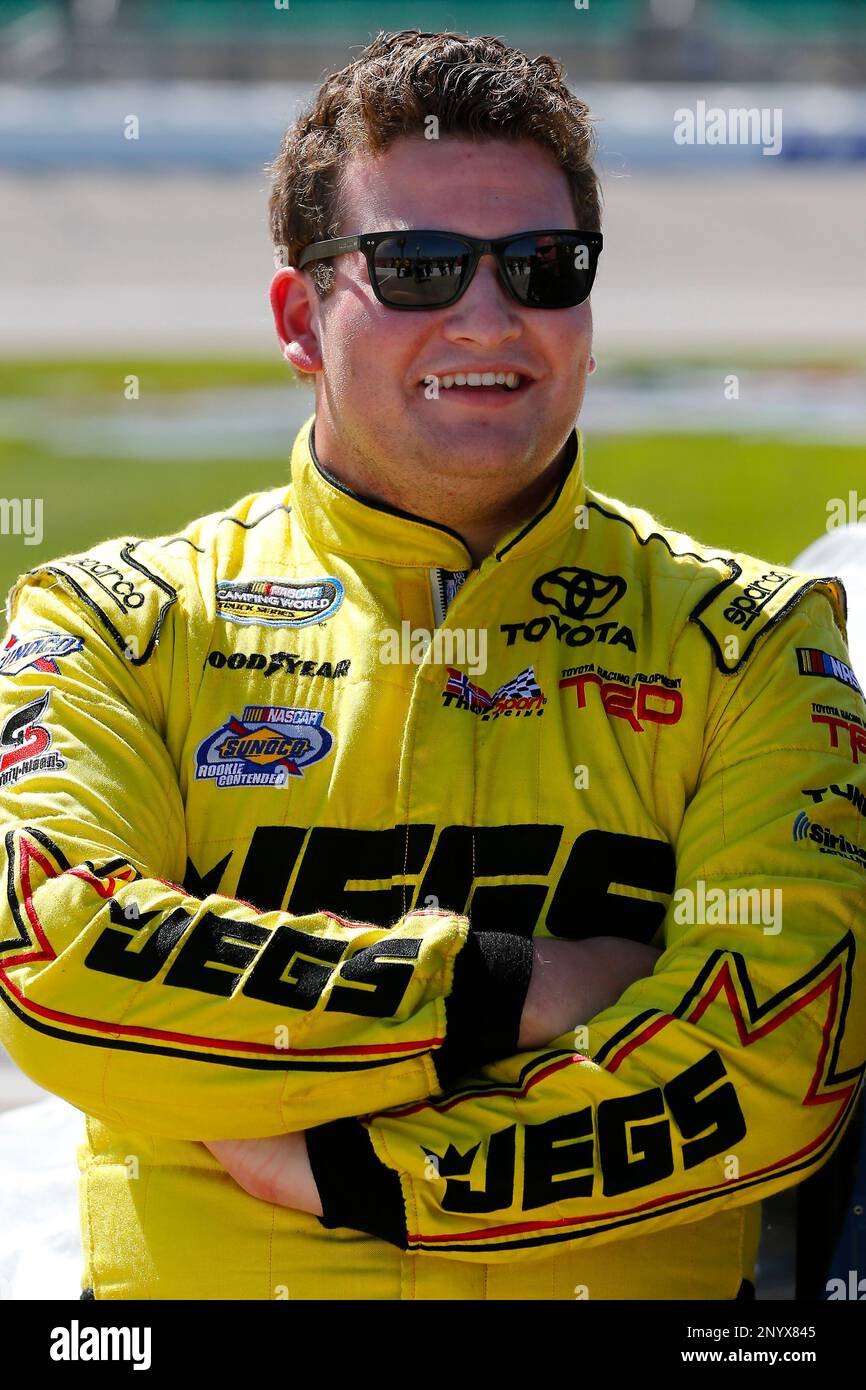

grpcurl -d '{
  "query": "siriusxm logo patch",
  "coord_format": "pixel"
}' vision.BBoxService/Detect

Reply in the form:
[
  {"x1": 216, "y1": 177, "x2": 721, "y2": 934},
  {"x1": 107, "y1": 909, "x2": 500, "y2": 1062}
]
[
  {"x1": 793, "y1": 810, "x2": 866, "y2": 871},
  {"x1": 195, "y1": 704, "x2": 333, "y2": 787}
]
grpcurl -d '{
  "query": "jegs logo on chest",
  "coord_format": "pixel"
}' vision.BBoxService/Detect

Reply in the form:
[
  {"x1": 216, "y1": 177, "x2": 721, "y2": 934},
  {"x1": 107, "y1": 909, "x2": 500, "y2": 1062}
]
[{"x1": 187, "y1": 821, "x2": 676, "y2": 945}]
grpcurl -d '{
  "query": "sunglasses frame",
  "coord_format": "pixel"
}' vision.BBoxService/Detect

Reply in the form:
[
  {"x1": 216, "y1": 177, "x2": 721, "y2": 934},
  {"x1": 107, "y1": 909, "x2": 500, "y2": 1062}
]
[{"x1": 297, "y1": 228, "x2": 603, "y2": 310}]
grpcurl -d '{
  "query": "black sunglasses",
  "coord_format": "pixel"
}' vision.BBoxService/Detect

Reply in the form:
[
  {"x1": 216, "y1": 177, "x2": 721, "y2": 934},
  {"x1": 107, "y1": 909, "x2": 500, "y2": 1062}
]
[{"x1": 297, "y1": 228, "x2": 603, "y2": 310}]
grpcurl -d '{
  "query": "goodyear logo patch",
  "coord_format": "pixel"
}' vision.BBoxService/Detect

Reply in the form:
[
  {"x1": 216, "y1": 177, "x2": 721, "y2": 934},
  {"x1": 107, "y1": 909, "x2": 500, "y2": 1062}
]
[
  {"x1": 194, "y1": 704, "x2": 333, "y2": 787},
  {"x1": 215, "y1": 577, "x2": 343, "y2": 628}
]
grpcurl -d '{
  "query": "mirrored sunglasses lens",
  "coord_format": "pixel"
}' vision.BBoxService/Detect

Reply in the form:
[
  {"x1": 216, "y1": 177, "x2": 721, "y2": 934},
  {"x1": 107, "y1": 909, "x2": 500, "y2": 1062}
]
[
  {"x1": 372, "y1": 235, "x2": 471, "y2": 305},
  {"x1": 504, "y1": 235, "x2": 594, "y2": 307}
]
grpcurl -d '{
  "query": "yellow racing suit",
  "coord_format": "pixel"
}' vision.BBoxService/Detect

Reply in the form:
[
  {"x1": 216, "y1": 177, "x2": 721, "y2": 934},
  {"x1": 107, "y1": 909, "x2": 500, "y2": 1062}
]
[{"x1": 1, "y1": 415, "x2": 865, "y2": 1300}]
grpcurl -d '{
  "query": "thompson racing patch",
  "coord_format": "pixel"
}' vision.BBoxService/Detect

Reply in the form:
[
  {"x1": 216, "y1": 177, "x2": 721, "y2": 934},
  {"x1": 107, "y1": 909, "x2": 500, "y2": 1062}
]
[
  {"x1": 442, "y1": 665, "x2": 546, "y2": 719},
  {"x1": 215, "y1": 577, "x2": 344, "y2": 629},
  {"x1": 194, "y1": 704, "x2": 333, "y2": 787}
]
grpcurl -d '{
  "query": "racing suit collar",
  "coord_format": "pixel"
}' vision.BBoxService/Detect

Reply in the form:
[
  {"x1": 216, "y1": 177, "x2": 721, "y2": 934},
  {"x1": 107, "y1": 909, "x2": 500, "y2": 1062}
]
[{"x1": 289, "y1": 413, "x2": 586, "y2": 569}]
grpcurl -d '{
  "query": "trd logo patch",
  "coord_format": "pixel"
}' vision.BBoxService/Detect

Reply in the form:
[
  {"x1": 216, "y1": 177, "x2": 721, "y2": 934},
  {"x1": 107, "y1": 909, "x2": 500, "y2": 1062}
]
[
  {"x1": 560, "y1": 665, "x2": 683, "y2": 732},
  {"x1": 0, "y1": 690, "x2": 66, "y2": 788},
  {"x1": 195, "y1": 704, "x2": 333, "y2": 787},
  {"x1": 0, "y1": 630, "x2": 83, "y2": 677},
  {"x1": 532, "y1": 567, "x2": 627, "y2": 621},
  {"x1": 811, "y1": 703, "x2": 866, "y2": 764},
  {"x1": 215, "y1": 577, "x2": 344, "y2": 628}
]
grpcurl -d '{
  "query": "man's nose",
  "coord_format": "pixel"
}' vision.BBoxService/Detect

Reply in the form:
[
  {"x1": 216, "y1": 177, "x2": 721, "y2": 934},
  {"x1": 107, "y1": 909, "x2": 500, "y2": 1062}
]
[{"x1": 440, "y1": 254, "x2": 521, "y2": 341}]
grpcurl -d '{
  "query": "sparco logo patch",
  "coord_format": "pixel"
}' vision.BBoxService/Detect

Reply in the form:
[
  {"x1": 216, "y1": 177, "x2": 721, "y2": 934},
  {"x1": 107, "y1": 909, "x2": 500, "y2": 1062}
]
[
  {"x1": 532, "y1": 567, "x2": 627, "y2": 620},
  {"x1": 215, "y1": 577, "x2": 343, "y2": 628},
  {"x1": 195, "y1": 704, "x2": 333, "y2": 786},
  {"x1": 0, "y1": 690, "x2": 66, "y2": 788},
  {"x1": 35, "y1": 543, "x2": 177, "y2": 665},
  {"x1": 722, "y1": 569, "x2": 791, "y2": 630},
  {"x1": 0, "y1": 630, "x2": 83, "y2": 676}
]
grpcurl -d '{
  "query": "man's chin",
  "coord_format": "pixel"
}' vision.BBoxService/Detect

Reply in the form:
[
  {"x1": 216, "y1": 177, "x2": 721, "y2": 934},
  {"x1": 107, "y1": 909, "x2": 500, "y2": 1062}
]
[
  {"x1": 413, "y1": 439, "x2": 532, "y2": 478},
  {"x1": 410, "y1": 408, "x2": 535, "y2": 453}
]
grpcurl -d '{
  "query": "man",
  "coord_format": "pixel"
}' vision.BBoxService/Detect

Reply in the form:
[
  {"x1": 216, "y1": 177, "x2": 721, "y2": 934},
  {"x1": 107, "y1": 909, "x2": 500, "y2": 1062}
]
[{"x1": 1, "y1": 30, "x2": 864, "y2": 1301}]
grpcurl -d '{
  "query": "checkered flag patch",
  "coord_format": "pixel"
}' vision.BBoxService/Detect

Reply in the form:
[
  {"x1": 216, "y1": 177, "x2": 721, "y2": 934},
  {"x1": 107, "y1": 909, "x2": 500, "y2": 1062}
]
[{"x1": 492, "y1": 666, "x2": 542, "y2": 703}]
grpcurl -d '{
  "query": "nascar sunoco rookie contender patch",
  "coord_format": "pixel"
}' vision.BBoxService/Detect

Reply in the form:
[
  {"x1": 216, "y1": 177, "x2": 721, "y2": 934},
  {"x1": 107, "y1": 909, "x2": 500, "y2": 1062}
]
[{"x1": 194, "y1": 704, "x2": 334, "y2": 786}]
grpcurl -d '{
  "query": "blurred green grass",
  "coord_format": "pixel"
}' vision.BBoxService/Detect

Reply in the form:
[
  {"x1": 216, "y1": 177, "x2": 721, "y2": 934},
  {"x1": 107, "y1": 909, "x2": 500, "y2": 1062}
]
[{"x1": 1, "y1": 358, "x2": 862, "y2": 603}]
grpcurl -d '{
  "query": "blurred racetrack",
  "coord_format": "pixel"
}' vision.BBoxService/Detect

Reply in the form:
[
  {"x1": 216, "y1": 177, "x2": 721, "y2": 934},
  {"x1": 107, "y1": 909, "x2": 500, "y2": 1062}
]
[{"x1": 2, "y1": 165, "x2": 864, "y2": 356}]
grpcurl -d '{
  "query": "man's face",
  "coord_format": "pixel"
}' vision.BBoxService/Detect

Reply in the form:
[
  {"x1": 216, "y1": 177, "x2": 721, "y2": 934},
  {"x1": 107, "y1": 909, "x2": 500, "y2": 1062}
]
[{"x1": 274, "y1": 134, "x2": 594, "y2": 506}]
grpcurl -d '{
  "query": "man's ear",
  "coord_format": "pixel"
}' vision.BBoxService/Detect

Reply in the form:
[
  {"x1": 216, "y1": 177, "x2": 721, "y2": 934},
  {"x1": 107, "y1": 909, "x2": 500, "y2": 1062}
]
[
  {"x1": 587, "y1": 353, "x2": 598, "y2": 376},
  {"x1": 270, "y1": 267, "x2": 322, "y2": 374}
]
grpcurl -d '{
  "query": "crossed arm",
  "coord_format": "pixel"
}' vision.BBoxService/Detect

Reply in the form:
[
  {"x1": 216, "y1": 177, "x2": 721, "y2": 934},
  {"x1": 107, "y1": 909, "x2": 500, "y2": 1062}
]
[{"x1": 205, "y1": 934, "x2": 663, "y2": 1213}]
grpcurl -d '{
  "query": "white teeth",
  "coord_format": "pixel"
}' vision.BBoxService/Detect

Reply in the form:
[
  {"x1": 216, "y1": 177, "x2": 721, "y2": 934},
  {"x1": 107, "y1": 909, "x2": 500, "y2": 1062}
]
[{"x1": 435, "y1": 371, "x2": 524, "y2": 390}]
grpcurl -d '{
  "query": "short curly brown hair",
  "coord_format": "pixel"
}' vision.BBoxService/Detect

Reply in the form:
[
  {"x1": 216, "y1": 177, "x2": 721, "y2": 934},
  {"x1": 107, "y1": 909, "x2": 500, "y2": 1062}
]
[{"x1": 268, "y1": 28, "x2": 602, "y2": 299}]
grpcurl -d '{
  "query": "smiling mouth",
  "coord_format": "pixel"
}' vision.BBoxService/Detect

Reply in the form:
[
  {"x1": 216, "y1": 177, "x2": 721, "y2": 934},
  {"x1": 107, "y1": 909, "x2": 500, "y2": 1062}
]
[
  {"x1": 443, "y1": 371, "x2": 522, "y2": 392},
  {"x1": 419, "y1": 371, "x2": 527, "y2": 395}
]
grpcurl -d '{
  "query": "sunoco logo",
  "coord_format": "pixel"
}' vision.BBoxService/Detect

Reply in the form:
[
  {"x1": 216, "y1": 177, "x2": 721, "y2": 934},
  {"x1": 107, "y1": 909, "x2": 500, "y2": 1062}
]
[
  {"x1": 0, "y1": 629, "x2": 83, "y2": 676},
  {"x1": 194, "y1": 704, "x2": 333, "y2": 786}
]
